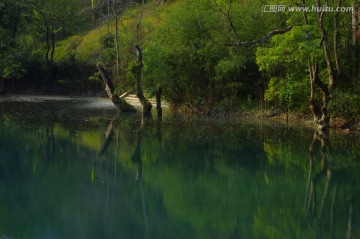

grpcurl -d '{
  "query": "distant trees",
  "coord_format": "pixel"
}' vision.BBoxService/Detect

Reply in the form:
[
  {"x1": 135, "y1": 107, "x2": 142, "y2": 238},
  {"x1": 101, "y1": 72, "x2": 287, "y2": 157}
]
[
  {"x1": 0, "y1": 0, "x2": 26, "y2": 92},
  {"x1": 0, "y1": 0, "x2": 93, "y2": 91},
  {"x1": 1, "y1": 0, "x2": 359, "y2": 122}
]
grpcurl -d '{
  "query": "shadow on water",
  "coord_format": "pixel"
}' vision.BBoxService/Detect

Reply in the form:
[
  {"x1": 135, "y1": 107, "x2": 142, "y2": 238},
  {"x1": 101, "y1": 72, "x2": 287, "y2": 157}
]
[{"x1": 0, "y1": 96, "x2": 359, "y2": 239}]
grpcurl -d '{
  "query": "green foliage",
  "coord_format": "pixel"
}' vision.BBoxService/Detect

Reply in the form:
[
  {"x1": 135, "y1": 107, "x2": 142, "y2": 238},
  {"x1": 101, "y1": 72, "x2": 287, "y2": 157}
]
[
  {"x1": 328, "y1": 90, "x2": 360, "y2": 118},
  {"x1": 142, "y1": 0, "x2": 269, "y2": 107},
  {"x1": 122, "y1": 61, "x2": 140, "y2": 91},
  {"x1": 0, "y1": 47, "x2": 26, "y2": 81},
  {"x1": 256, "y1": 26, "x2": 322, "y2": 72},
  {"x1": 1, "y1": 0, "x2": 359, "y2": 118},
  {"x1": 88, "y1": 72, "x2": 101, "y2": 82},
  {"x1": 265, "y1": 75, "x2": 308, "y2": 110}
]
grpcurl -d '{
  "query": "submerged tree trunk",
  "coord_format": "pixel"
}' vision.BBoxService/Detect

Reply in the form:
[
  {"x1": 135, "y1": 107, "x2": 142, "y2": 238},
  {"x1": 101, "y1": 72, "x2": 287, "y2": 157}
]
[
  {"x1": 135, "y1": 45, "x2": 152, "y2": 116},
  {"x1": 97, "y1": 64, "x2": 136, "y2": 112}
]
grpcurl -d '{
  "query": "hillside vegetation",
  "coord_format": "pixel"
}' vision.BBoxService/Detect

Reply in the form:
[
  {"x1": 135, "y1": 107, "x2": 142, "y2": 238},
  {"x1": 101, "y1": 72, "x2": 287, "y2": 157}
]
[{"x1": 1, "y1": 0, "x2": 360, "y2": 125}]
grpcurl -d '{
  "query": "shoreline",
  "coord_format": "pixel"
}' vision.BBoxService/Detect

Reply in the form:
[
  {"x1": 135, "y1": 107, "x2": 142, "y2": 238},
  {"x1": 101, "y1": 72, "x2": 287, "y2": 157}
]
[{"x1": 1, "y1": 93, "x2": 359, "y2": 133}]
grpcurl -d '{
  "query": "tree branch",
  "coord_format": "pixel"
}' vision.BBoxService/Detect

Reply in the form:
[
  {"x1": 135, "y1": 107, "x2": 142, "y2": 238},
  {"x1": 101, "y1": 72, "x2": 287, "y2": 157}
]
[
  {"x1": 195, "y1": 9, "x2": 218, "y2": 44},
  {"x1": 224, "y1": 25, "x2": 293, "y2": 47},
  {"x1": 213, "y1": 0, "x2": 240, "y2": 41}
]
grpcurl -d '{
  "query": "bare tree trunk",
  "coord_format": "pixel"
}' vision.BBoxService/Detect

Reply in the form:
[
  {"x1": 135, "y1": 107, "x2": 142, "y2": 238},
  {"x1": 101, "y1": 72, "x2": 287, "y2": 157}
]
[
  {"x1": 45, "y1": 26, "x2": 50, "y2": 63},
  {"x1": 311, "y1": 0, "x2": 344, "y2": 130},
  {"x1": 333, "y1": 0, "x2": 342, "y2": 81},
  {"x1": 136, "y1": 0, "x2": 145, "y2": 43},
  {"x1": 50, "y1": 31, "x2": 55, "y2": 63},
  {"x1": 97, "y1": 64, "x2": 136, "y2": 112},
  {"x1": 352, "y1": 0, "x2": 359, "y2": 84},
  {"x1": 156, "y1": 86, "x2": 163, "y2": 117},
  {"x1": 309, "y1": 61, "x2": 330, "y2": 129},
  {"x1": 135, "y1": 45, "x2": 152, "y2": 116},
  {"x1": 12, "y1": 6, "x2": 21, "y2": 38},
  {"x1": 316, "y1": 1, "x2": 336, "y2": 88},
  {"x1": 113, "y1": 0, "x2": 120, "y2": 79}
]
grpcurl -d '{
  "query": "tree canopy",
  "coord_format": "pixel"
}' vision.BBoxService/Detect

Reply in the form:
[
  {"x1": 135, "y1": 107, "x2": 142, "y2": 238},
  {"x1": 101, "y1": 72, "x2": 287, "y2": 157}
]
[{"x1": 0, "y1": 0, "x2": 359, "y2": 121}]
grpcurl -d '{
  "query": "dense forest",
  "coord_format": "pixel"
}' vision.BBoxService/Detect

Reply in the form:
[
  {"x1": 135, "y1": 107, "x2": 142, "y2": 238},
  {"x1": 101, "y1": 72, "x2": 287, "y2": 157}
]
[{"x1": 1, "y1": 0, "x2": 359, "y2": 127}]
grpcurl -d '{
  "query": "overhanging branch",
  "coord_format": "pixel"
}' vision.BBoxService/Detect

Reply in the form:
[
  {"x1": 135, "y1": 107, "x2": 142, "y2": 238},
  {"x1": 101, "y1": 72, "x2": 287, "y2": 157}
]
[{"x1": 224, "y1": 25, "x2": 293, "y2": 47}]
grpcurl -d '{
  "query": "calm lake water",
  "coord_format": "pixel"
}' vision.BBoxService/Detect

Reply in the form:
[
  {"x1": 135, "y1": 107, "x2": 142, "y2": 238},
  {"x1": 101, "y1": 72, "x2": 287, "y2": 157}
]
[{"x1": 0, "y1": 96, "x2": 359, "y2": 239}]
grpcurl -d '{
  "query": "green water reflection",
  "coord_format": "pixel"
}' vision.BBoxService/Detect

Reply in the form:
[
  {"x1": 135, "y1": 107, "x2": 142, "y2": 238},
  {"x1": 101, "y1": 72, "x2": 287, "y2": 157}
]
[{"x1": 0, "y1": 97, "x2": 359, "y2": 239}]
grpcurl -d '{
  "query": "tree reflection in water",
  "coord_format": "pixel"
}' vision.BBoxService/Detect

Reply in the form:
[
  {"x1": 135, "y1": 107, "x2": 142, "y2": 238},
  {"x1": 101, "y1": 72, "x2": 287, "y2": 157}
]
[
  {"x1": 1, "y1": 97, "x2": 359, "y2": 239},
  {"x1": 305, "y1": 129, "x2": 354, "y2": 239}
]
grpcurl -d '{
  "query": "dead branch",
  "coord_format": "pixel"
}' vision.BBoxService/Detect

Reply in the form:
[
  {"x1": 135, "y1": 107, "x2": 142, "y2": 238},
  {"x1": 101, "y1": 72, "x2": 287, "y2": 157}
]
[{"x1": 224, "y1": 25, "x2": 293, "y2": 47}]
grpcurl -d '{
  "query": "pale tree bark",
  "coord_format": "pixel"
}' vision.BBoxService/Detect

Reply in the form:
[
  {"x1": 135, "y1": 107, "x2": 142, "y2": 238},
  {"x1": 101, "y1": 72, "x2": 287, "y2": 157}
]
[
  {"x1": 316, "y1": 6, "x2": 336, "y2": 88},
  {"x1": 112, "y1": 0, "x2": 120, "y2": 79},
  {"x1": 224, "y1": 26, "x2": 293, "y2": 47},
  {"x1": 302, "y1": 0, "x2": 325, "y2": 127},
  {"x1": 333, "y1": 0, "x2": 342, "y2": 81},
  {"x1": 134, "y1": 0, "x2": 154, "y2": 116},
  {"x1": 135, "y1": 45, "x2": 152, "y2": 116},
  {"x1": 315, "y1": 0, "x2": 342, "y2": 87},
  {"x1": 309, "y1": 0, "x2": 343, "y2": 130},
  {"x1": 353, "y1": 0, "x2": 359, "y2": 45},
  {"x1": 97, "y1": 64, "x2": 136, "y2": 112}
]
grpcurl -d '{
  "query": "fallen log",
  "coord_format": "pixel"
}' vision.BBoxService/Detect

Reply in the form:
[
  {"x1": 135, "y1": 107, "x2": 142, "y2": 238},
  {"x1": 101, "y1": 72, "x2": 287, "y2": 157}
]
[{"x1": 97, "y1": 64, "x2": 136, "y2": 112}]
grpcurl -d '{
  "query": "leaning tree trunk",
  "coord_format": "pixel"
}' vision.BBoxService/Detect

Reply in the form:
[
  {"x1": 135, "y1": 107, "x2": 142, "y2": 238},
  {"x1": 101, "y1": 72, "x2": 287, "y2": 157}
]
[
  {"x1": 97, "y1": 64, "x2": 136, "y2": 112},
  {"x1": 135, "y1": 45, "x2": 152, "y2": 116}
]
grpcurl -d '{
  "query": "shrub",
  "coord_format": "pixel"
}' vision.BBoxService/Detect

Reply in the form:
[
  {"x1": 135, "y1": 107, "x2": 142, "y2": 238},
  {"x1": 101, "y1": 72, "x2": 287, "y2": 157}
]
[{"x1": 328, "y1": 90, "x2": 360, "y2": 119}]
